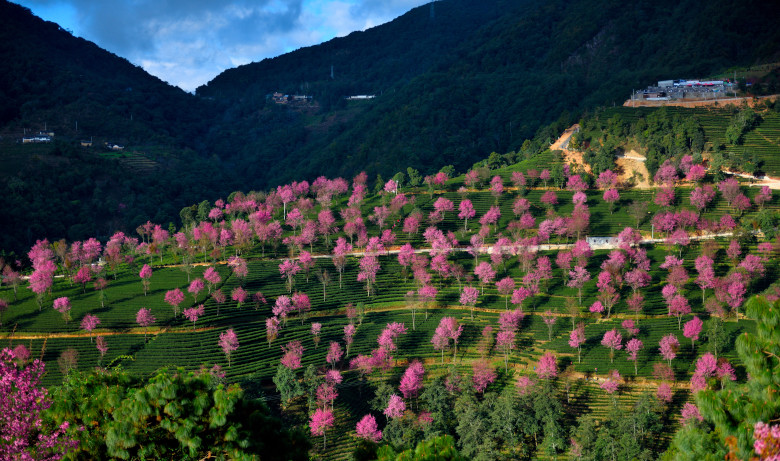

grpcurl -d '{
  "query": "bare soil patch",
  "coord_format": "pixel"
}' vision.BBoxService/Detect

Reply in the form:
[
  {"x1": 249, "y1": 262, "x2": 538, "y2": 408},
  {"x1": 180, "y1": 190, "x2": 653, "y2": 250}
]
[{"x1": 615, "y1": 150, "x2": 652, "y2": 189}]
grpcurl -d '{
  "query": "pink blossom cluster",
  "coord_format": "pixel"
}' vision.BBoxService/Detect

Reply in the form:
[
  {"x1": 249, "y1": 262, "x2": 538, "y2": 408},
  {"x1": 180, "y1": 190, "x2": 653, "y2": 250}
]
[
  {"x1": 280, "y1": 340, "x2": 304, "y2": 369},
  {"x1": 355, "y1": 414, "x2": 382, "y2": 442},
  {"x1": 399, "y1": 361, "x2": 425, "y2": 399},
  {"x1": 600, "y1": 370, "x2": 621, "y2": 395},
  {"x1": 754, "y1": 422, "x2": 780, "y2": 460},
  {"x1": 1, "y1": 348, "x2": 79, "y2": 460}
]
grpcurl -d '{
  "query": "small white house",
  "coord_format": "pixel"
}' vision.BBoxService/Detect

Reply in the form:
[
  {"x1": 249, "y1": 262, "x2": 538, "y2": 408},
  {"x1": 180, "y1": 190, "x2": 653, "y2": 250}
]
[{"x1": 586, "y1": 236, "x2": 618, "y2": 248}]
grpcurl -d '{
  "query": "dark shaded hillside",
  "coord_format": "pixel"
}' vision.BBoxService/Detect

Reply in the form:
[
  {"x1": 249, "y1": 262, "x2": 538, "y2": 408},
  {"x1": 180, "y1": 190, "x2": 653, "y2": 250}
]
[
  {"x1": 0, "y1": 2, "x2": 217, "y2": 145},
  {"x1": 196, "y1": 0, "x2": 528, "y2": 108},
  {"x1": 0, "y1": 138, "x2": 234, "y2": 259},
  {"x1": 0, "y1": 1, "x2": 236, "y2": 256},
  {"x1": 198, "y1": 0, "x2": 780, "y2": 187}
]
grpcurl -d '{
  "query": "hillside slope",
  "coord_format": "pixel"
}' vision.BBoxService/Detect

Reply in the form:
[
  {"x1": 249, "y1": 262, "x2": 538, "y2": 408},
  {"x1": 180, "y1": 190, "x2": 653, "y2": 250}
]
[
  {"x1": 2, "y1": 0, "x2": 780, "y2": 256},
  {"x1": 0, "y1": 1, "x2": 236, "y2": 256},
  {"x1": 286, "y1": 0, "x2": 780, "y2": 180}
]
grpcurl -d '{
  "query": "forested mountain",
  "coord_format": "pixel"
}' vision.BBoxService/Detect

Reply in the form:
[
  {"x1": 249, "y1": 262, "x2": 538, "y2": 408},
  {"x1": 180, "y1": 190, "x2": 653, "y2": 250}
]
[
  {"x1": 198, "y1": 0, "x2": 780, "y2": 186},
  {"x1": 2, "y1": 0, "x2": 780, "y2": 257},
  {"x1": 196, "y1": 0, "x2": 529, "y2": 104}
]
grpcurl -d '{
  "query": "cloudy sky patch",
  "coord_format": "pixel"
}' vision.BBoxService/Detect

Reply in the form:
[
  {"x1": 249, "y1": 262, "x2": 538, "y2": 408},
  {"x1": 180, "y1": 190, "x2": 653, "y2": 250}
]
[{"x1": 17, "y1": 0, "x2": 429, "y2": 91}]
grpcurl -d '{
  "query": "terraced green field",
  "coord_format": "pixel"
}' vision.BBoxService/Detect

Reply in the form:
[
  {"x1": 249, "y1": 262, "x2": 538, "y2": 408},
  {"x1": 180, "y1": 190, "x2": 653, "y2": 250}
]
[{"x1": 2, "y1": 158, "x2": 778, "y2": 459}]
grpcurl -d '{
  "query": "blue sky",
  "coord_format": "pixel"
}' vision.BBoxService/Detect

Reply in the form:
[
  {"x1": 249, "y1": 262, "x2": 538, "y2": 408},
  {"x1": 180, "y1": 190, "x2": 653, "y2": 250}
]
[{"x1": 16, "y1": 0, "x2": 429, "y2": 92}]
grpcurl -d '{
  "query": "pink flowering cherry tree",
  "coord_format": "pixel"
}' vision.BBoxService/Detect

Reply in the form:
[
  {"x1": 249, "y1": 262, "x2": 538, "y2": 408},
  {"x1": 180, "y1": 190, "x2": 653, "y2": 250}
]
[
  {"x1": 569, "y1": 323, "x2": 586, "y2": 363},
  {"x1": 418, "y1": 284, "x2": 438, "y2": 320},
  {"x1": 219, "y1": 328, "x2": 239, "y2": 367},
  {"x1": 601, "y1": 329, "x2": 623, "y2": 363},
  {"x1": 431, "y1": 317, "x2": 463, "y2": 363},
  {"x1": 136, "y1": 307, "x2": 155, "y2": 342},
  {"x1": 73, "y1": 266, "x2": 92, "y2": 293},
  {"x1": 203, "y1": 266, "x2": 221, "y2": 294},
  {"x1": 621, "y1": 319, "x2": 639, "y2": 337},
  {"x1": 474, "y1": 261, "x2": 496, "y2": 295},
  {"x1": 495, "y1": 277, "x2": 515, "y2": 309},
  {"x1": 326, "y1": 342, "x2": 343, "y2": 370},
  {"x1": 542, "y1": 310, "x2": 557, "y2": 341},
  {"x1": 80, "y1": 314, "x2": 100, "y2": 342},
  {"x1": 625, "y1": 338, "x2": 643, "y2": 375},
  {"x1": 659, "y1": 333, "x2": 680, "y2": 366},
  {"x1": 310, "y1": 407, "x2": 335, "y2": 449},
  {"x1": 281, "y1": 340, "x2": 304, "y2": 370},
  {"x1": 279, "y1": 258, "x2": 301, "y2": 293},
  {"x1": 460, "y1": 286, "x2": 479, "y2": 320},
  {"x1": 211, "y1": 289, "x2": 226, "y2": 315},
  {"x1": 164, "y1": 288, "x2": 186, "y2": 317},
  {"x1": 53, "y1": 297, "x2": 72, "y2": 323},
  {"x1": 752, "y1": 421, "x2": 780, "y2": 459},
  {"x1": 355, "y1": 414, "x2": 382, "y2": 443},
  {"x1": 668, "y1": 295, "x2": 691, "y2": 329},
  {"x1": 266, "y1": 317, "x2": 281, "y2": 348},
  {"x1": 310, "y1": 322, "x2": 322, "y2": 348},
  {"x1": 568, "y1": 266, "x2": 591, "y2": 306},
  {"x1": 0, "y1": 348, "x2": 79, "y2": 459},
  {"x1": 96, "y1": 336, "x2": 108, "y2": 364},
  {"x1": 495, "y1": 328, "x2": 516, "y2": 372},
  {"x1": 399, "y1": 360, "x2": 425, "y2": 400},
  {"x1": 231, "y1": 286, "x2": 248, "y2": 309},
  {"x1": 536, "y1": 352, "x2": 558, "y2": 380},
  {"x1": 600, "y1": 370, "x2": 621, "y2": 397},
  {"x1": 681, "y1": 402, "x2": 703, "y2": 426},
  {"x1": 683, "y1": 315, "x2": 703, "y2": 349},
  {"x1": 472, "y1": 359, "x2": 497, "y2": 393},
  {"x1": 139, "y1": 264, "x2": 152, "y2": 296},
  {"x1": 188, "y1": 278, "x2": 205, "y2": 303},
  {"x1": 458, "y1": 199, "x2": 476, "y2": 230},
  {"x1": 656, "y1": 382, "x2": 673, "y2": 405},
  {"x1": 384, "y1": 394, "x2": 406, "y2": 419},
  {"x1": 357, "y1": 255, "x2": 380, "y2": 297},
  {"x1": 344, "y1": 323, "x2": 356, "y2": 357},
  {"x1": 183, "y1": 304, "x2": 205, "y2": 331}
]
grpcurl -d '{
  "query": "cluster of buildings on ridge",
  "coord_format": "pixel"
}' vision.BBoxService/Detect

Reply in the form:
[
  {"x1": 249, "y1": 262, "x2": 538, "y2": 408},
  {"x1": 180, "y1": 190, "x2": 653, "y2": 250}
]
[
  {"x1": 633, "y1": 79, "x2": 736, "y2": 101},
  {"x1": 269, "y1": 92, "x2": 376, "y2": 105},
  {"x1": 21, "y1": 130, "x2": 54, "y2": 143},
  {"x1": 270, "y1": 92, "x2": 313, "y2": 104},
  {"x1": 19, "y1": 130, "x2": 123, "y2": 151}
]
